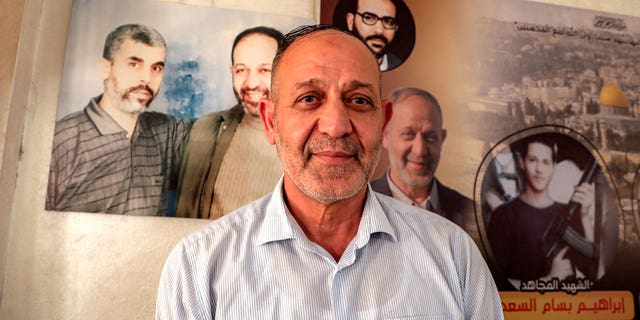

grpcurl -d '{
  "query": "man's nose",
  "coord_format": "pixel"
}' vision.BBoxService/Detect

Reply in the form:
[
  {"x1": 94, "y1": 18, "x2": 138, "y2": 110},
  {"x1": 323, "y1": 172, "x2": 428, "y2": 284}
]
[
  {"x1": 412, "y1": 135, "x2": 428, "y2": 156},
  {"x1": 317, "y1": 98, "x2": 352, "y2": 138},
  {"x1": 535, "y1": 162, "x2": 543, "y2": 172},
  {"x1": 373, "y1": 20, "x2": 385, "y2": 34},
  {"x1": 138, "y1": 67, "x2": 152, "y2": 84},
  {"x1": 243, "y1": 70, "x2": 261, "y2": 89}
]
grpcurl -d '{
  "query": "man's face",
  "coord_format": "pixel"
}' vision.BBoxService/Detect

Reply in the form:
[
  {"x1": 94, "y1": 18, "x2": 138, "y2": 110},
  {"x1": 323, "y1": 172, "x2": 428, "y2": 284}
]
[
  {"x1": 521, "y1": 142, "x2": 555, "y2": 194},
  {"x1": 383, "y1": 95, "x2": 446, "y2": 190},
  {"x1": 231, "y1": 33, "x2": 278, "y2": 117},
  {"x1": 346, "y1": 0, "x2": 397, "y2": 59},
  {"x1": 103, "y1": 39, "x2": 165, "y2": 114},
  {"x1": 260, "y1": 30, "x2": 392, "y2": 204}
]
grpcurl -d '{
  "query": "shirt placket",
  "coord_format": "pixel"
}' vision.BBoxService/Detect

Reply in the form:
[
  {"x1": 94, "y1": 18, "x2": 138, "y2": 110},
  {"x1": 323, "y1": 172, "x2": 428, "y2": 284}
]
[{"x1": 331, "y1": 244, "x2": 359, "y2": 320}]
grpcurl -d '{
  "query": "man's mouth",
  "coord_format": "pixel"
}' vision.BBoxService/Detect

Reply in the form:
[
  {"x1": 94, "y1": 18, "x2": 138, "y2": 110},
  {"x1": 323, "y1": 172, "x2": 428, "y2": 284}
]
[
  {"x1": 132, "y1": 90, "x2": 151, "y2": 98},
  {"x1": 312, "y1": 150, "x2": 355, "y2": 165},
  {"x1": 127, "y1": 85, "x2": 154, "y2": 99},
  {"x1": 368, "y1": 39, "x2": 386, "y2": 49},
  {"x1": 242, "y1": 90, "x2": 268, "y2": 104},
  {"x1": 406, "y1": 157, "x2": 433, "y2": 172},
  {"x1": 533, "y1": 176, "x2": 545, "y2": 183},
  {"x1": 365, "y1": 35, "x2": 388, "y2": 50}
]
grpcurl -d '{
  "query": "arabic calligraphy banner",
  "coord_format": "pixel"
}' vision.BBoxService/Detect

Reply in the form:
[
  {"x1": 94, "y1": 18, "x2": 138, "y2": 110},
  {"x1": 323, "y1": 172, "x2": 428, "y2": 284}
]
[
  {"x1": 500, "y1": 291, "x2": 633, "y2": 319},
  {"x1": 462, "y1": 0, "x2": 640, "y2": 318},
  {"x1": 317, "y1": 0, "x2": 640, "y2": 317}
]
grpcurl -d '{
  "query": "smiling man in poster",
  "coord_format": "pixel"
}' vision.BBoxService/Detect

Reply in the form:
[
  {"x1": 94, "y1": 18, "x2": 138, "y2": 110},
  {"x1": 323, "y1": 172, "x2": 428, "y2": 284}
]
[
  {"x1": 175, "y1": 26, "x2": 284, "y2": 220},
  {"x1": 371, "y1": 87, "x2": 480, "y2": 248}
]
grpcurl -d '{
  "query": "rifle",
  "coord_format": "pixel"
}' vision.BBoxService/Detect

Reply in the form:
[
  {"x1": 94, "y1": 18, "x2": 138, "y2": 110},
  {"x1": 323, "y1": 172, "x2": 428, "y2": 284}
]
[{"x1": 542, "y1": 159, "x2": 600, "y2": 271}]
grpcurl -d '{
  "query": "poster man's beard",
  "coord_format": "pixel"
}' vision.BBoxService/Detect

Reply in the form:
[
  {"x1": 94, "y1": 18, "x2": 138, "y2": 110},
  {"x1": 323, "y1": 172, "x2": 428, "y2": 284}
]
[
  {"x1": 351, "y1": 25, "x2": 390, "y2": 59},
  {"x1": 117, "y1": 84, "x2": 155, "y2": 114}
]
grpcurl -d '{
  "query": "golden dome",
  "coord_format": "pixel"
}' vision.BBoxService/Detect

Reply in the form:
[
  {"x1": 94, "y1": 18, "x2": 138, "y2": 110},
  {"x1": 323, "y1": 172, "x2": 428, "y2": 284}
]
[{"x1": 599, "y1": 84, "x2": 629, "y2": 108}]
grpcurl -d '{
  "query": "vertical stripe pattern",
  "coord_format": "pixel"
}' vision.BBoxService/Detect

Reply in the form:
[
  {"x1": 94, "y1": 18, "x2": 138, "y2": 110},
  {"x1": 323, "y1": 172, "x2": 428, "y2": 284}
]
[
  {"x1": 47, "y1": 97, "x2": 192, "y2": 215},
  {"x1": 156, "y1": 179, "x2": 504, "y2": 319}
]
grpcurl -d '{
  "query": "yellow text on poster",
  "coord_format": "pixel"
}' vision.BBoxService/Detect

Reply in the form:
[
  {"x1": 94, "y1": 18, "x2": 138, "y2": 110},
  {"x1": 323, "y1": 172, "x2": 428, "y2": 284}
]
[{"x1": 500, "y1": 291, "x2": 634, "y2": 319}]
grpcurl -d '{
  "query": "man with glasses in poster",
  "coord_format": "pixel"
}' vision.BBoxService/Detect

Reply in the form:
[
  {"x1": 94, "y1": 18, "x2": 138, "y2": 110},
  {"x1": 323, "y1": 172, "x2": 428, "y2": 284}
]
[{"x1": 346, "y1": 0, "x2": 401, "y2": 71}]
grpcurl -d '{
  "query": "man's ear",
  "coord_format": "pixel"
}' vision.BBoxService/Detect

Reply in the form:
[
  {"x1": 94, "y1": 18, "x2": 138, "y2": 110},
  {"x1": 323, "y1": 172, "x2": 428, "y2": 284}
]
[
  {"x1": 346, "y1": 13, "x2": 355, "y2": 31},
  {"x1": 381, "y1": 98, "x2": 393, "y2": 149},
  {"x1": 97, "y1": 58, "x2": 111, "y2": 80},
  {"x1": 259, "y1": 98, "x2": 276, "y2": 145},
  {"x1": 382, "y1": 126, "x2": 390, "y2": 149},
  {"x1": 441, "y1": 128, "x2": 447, "y2": 144},
  {"x1": 381, "y1": 98, "x2": 393, "y2": 131}
]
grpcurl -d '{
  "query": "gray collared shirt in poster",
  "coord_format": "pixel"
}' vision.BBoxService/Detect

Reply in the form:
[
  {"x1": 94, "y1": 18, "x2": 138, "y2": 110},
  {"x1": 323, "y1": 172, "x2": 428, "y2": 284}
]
[
  {"x1": 47, "y1": 96, "x2": 192, "y2": 215},
  {"x1": 156, "y1": 178, "x2": 503, "y2": 319}
]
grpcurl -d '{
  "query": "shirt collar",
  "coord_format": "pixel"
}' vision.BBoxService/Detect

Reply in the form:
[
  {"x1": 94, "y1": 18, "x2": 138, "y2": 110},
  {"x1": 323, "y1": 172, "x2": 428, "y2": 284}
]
[
  {"x1": 379, "y1": 53, "x2": 389, "y2": 71},
  {"x1": 386, "y1": 172, "x2": 440, "y2": 213},
  {"x1": 353, "y1": 184, "x2": 398, "y2": 247},
  {"x1": 85, "y1": 95, "x2": 127, "y2": 135},
  {"x1": 257, "y1": 177, "x2": 397, "y2": 246}
]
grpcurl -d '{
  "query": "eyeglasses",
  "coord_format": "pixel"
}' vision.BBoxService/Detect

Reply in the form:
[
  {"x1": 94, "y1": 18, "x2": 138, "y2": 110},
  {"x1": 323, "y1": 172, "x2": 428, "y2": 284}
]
[{"x1": 355, "y1": 11, "x2": 398, "y2": 30}]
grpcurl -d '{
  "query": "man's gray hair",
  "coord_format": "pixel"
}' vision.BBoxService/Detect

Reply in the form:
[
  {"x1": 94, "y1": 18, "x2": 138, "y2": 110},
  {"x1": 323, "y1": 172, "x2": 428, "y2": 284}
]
[
  {"x1": 388, "y1": 87, "x2": 443, "y2": 123},
  {"x1": 102, "y1": 24, "x2": 166, "y2": 61}
]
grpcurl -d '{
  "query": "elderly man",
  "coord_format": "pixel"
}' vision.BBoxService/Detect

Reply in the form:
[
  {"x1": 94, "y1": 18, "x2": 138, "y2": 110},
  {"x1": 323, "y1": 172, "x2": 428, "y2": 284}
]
[
  {"x1": 371, "y1": 87, "x2": 480, "y2": 246},
  {"x1": 156, "y1": 25, "x2": 502, "y2": 319},
  {"x1": 47, "y1": 24, "x2": 192, "y2": 216},
  {"x1": 346, "y1": 0, "x2": 401, "y2": 71},
  {"x1": 175, "y1": 26, "x2": 283, "y2": 219}
]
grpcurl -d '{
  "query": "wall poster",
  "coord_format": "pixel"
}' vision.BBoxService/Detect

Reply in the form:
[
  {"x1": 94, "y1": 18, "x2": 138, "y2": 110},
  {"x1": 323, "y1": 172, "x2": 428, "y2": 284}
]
[
  {"x1": 322, "y1": 0, "x2": 640, "y2": 317},
  {"x1": 464, "y1": 0, "x2": 640, "y2": 318},
  {"x1": 46, "y1": 0, "x2": 315, "y2": 217},
  {"x1": 47, "y1": 0, "x2": 640, "y2": 317}
]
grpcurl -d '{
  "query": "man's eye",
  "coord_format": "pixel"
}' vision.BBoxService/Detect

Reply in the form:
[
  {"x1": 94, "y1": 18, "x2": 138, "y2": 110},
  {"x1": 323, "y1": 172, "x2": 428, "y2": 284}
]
[
  {"x1": 353, "y1": 97, "x2": 368, "y2": 104},
  {"x1": 424, "y1": 134, "x2": 437, "y2": 143},
  {"x1": 295, "y1": 94, "x2": 323, "y2": 109},
  {"x1": 348, "y1": 96, "x2": 373, "y2": 110},
  {"x1": 129, "y1": 62, "x2": 139, "y2": 68},
  {"x1": 300, "y1": 95, "x2": 318, "y2": 103},
  {"x1": 259, "y1": 68, "x2": 272, "y2": 74},
  {"x1": 152, "y1": 65, "x2": 164, "y2": 72},
  {"x1": 401, "y1": 132, "x2": 415, "y2": 140},
  {"x1": 234, "y1": 68, "x2": 246, "y2": 74}
]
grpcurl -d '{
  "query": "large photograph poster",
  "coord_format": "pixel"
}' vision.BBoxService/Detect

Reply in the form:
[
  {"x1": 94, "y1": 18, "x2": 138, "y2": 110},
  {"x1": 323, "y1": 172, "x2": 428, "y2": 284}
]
[
  {"x1": 47, "y1": 0, "x2": 315, "y2": 217},
  {"x1": 320, "y1": 1, "x2": 640, "y2": 317},
  {"x1": 45, "y1": 0, "x2": 640, "y2": 317},
  {"x1": 57, "y1": 0, "x2": 314, "y2": 119},
  {"x1": 464, "y1": 0, "x2": 640, "y2": 318}
]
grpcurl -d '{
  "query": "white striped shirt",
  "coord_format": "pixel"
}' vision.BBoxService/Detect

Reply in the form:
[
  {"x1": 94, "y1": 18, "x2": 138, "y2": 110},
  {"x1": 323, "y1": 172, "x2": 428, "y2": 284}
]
[{"x1": 156, "y1": 178, "x2": 503, "y2": 319}]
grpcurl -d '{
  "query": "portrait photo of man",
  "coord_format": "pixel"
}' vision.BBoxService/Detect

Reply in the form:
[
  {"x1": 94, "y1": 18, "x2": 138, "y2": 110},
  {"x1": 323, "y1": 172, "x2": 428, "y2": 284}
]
[
  {"x1": 371, "y1": 87, "x2": 480, "y2": 247},
  {"x1": 46, "y1": 0, "x2": 315, "y2": 217},
  {"x1": 175, "y1": 26, "x2": 284, "y2": 220},
  {"x1": 331, "y1": 0, "x2": 416, "y2": 71},
  {"x1": 46, "y1": 24, "x2": 192, "y2": 216},
  {"x1": 484, "y1": 132, "x2": 619, "y2": 290}
]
